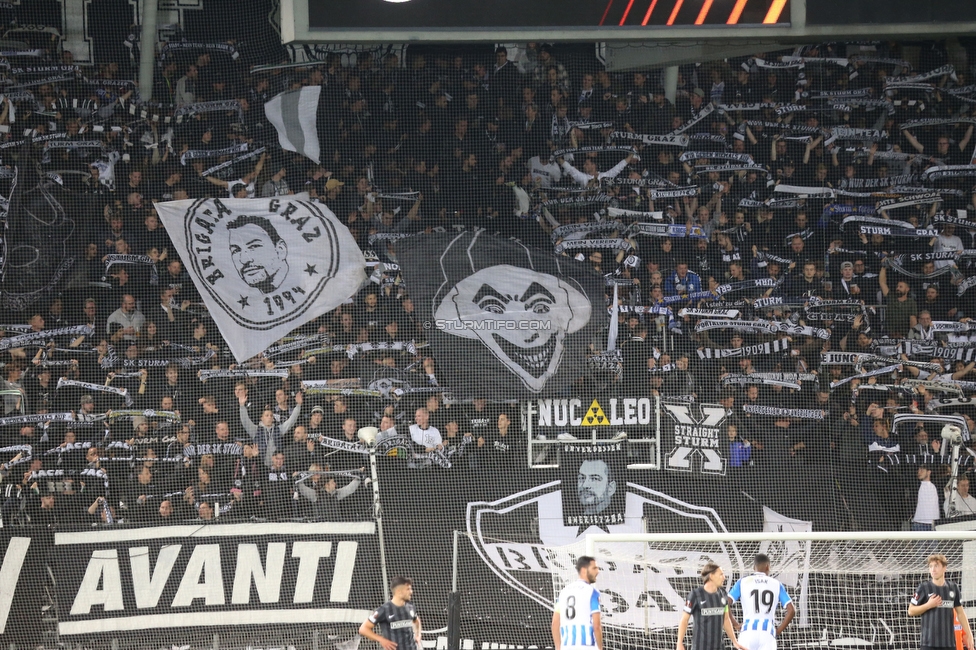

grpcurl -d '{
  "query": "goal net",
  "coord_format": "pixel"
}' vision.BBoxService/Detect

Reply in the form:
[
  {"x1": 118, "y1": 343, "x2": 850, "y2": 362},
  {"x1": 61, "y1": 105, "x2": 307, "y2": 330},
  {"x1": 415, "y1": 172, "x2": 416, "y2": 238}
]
[{"x1": 454, "y1": 532, "x2": 976, "y2": 650}]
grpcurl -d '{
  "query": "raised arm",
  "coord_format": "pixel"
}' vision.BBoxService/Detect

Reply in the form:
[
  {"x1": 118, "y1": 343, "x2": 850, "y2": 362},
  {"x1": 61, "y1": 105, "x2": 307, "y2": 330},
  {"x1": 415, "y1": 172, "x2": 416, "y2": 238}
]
[
  {"x1": 901, "y1": 129, "x2": 925, "y2": 154},
  {"x1": 280, "y1": 392, "x2": 303, "y2": 434}
]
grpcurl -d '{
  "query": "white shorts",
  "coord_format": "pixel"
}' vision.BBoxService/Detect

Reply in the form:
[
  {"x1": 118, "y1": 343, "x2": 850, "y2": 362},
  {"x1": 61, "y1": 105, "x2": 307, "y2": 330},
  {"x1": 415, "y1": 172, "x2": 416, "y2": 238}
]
[{"x1": 739, "y1": 629, "x2": 776, "y2": 650}]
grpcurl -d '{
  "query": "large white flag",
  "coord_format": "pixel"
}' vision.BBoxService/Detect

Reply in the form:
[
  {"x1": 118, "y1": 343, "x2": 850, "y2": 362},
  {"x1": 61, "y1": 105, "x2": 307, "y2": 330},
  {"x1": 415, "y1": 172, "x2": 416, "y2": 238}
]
[
  {"x1": 264, "y1": 85, "x2": 321, "y2": 164},
  {"x1": 155, "y1": 195, "x2": 365, "y2": 362}
]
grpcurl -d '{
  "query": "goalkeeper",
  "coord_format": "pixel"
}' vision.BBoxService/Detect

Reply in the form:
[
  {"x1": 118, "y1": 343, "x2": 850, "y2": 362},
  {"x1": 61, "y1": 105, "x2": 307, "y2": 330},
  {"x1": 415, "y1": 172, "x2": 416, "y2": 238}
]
[{"x1": 677, "y1": 561, "x2": 747, "y2": 650}]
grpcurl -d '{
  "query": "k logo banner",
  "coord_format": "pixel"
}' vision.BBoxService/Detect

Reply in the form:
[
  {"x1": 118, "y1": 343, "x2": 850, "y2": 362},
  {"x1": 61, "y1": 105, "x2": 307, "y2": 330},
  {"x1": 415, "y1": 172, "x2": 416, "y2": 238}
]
[{"x1": 155, "y1": 195, "x2": 365, "y2": 362}]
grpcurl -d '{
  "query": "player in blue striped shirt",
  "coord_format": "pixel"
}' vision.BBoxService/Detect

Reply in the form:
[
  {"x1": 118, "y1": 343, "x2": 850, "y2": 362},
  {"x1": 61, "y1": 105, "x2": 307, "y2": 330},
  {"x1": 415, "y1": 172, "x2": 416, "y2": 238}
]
[{"x1": 552, "y1": 556, "x2": 603, "y2": 650}]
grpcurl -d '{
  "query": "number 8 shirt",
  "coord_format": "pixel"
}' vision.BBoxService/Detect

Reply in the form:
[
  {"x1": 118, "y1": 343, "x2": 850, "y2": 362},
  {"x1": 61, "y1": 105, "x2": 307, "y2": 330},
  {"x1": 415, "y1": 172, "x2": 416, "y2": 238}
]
[
  {"x1": 728, "y1": 573, "x2": 792, "y2": 650},
  {"x1": 555, "y1": 579, "x2": 601, "y2": 649}
]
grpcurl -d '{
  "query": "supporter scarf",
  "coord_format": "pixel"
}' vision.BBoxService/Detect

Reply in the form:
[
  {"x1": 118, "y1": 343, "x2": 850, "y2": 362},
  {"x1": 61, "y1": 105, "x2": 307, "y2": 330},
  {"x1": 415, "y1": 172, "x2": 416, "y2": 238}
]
[
  {"x1": 773, "y1": 185, "x2": 835, "y2": 198},
  {"x1": 820, "y1": 350, "x2": 858, "y2": 366},
  {"x1": 742, "y1": 404, "x2": 826, "y2": 419},
  {"x1": 753, "y1": 58, "x2": 807, "y2": 69},
  {"x1": 43, "y1": 139, "x2": 107, "y2": 154},
  {"x1": 106, "y1": 409, "x2": 181, "y2": 422},
  {"x1": 300, "y1": 381, "x2": 384, "y2": 398},
  {"x1": 716, "y1": 102, "x2": 778, "y2": 112},
  {"x1": 200, "y1": 146, "x2": 266, "y2": 178},
  {"x1": 587, "y1": 351, "x2": 622, "y2": 373},
  {"x1": 647, "y1": 186, "x2": 700, "y2": 199},
  {"x1": 0, "y1": 325, "x2": 93, "y2": 350},
  {"x1": 680, "y1": 151, "x2": 755, "y2": 164},
  {"x1": 714, "y1": 277, "x2": 779, "y2": 296},
  {"x1": 927, "y1": 397, "x2": 976, "y2": 412},
  {"x1": 100, "y1": 345, "x2": 215, "y2": 369},
  {"x1": 809, "y1": 88, "x2": 875, "y2": 99},
  {"x1": 829, "y1": 364, "x2": 901, "y2": 388},
  {"x1": 671, "y1": 104, "x2": 715, "y2": 135},
  {"x1": 885, "y1": 65, "x2": 956, "y2": 87},
  {"x1": 103, "y1": 254, "x2": 159, "y2": 284},
  {"x1": 839, "y1": 175, "x2": 920, "y2": 190},
  {"x1": 679, "y1": 308, "x2": 740, "y2": 319},
  {"x1": 264, "y1": 335, "x2": 328, "y2": 358},
  {"x1": 541, "y1": 194, "x2": 614, "y2": 208},
  {"x1": 849, "y1": 56, "x2": 912, "y2": 69},
  {"x1": 607, "y1": 208, "x2": 664, "y2": 221},
  {"x1": 0, "y1": 324, "x2": 32, "y2": 332},
  {"x1": 957, "y1": 275, "x2": 976, "y2": 296},
  {"x1": 368, "y1": 233, "x2": 411, "y2": 244},
  {"x1": 198, "y1": 369, "x2": 289, "y2": 381},
  {"x1": 8, "y1": 75, "x2": 75, "y2": 89},
  {"x1": 720, "y1": 374, "x2": 800, "y2": 389},
  {"x1": 294, "y1": 470, "x2": 363, "y2": 483},
  {"x1": 0, "y1": 445, "x2": 33, "y2": 465},
  {"x1": 860, "y1": 225, "x2": 936, "y2": 238},
  {"x1": 160, "y1": 42, "x2": 239, "y2": 60},
  {"x1": 550, "y1": 221, "x2": 624, "y2": 242},
  {"x1": 946, "y1": 86, "x2": 976, "y2": 104},
  {"x1": 839, "y1": 214, "x2": 913, "y2": 232},
  {"x1": 775, "y1": 104, "x2": 807, "y2": 116},
  {"x1": 302, "y1": 340, "x2": 422, "y2": 361},
  {"x1": 0, "y1": 412, "x2": 75, "y2": 427},
  {"x1": 610, "y1": 132, "x2": 689, "y2": 147},
  {"x1": 780, "y1": 56, "x2": 849, "y2": 66},
  {"x1": 180, "y1": 142, "x2": 249, "y2": 165},
  {"x1": 899, "y1": 341, "x2": 976, "y2": 362},
  {"x1": 830, "y1": 127, "x2": 889, "y2": 141},
  {"x1": 884, "y1": 256, "x2": 959, "y2": 280},
  {"x1": 876, "y1": 193, "x2": 944, "y2": 212},
  {"x1": 570, "y1": 121, "x2": 613, "y2": 130},
  {"x1": 554, "y1": 238, "x2": 634, "y2": 254},
  {"x1": 697, "y1": 339, "x2": 789, "y2": 359},
  {"x1": 900, "y1": 117, "x2": 976, "y2": 130},
  {"x1": 617, "y1": 305, "x2": 676, "y2": 318},
  {"x1": 752, "y1": 296, "x2": 803, "y2": 309},
  {"x1": 627, "y1": 222, "x2": 704, "y2": 239},
  {"x1": 696, "y1": 318, "x2": 830, "y2": 339},
  {"x1": 56, "y1": 378, "x2": 132, "y2": 406},
  {"x1": 854, "y1": 353, "x2": 941, "y2": 372},
  {"x1": 901, "y1": 378, "x2": 968, "y2": 394},
  {"x1": 173, "y1": 99, "x2": 243, "y2": 121},
  {"x1": 932, "y1": 213, "x2": 976, "y2": 230},
  {"x1": 930, "y1": 321, "x2": 976, "y2": 333},
  {"x1": 804, "y1": 301, "x2": 865, "y2": 323},
  {"x1": 884, "y1": 82, "x2": 935, "y2": 92},
  {"x1": 551, "y1": 145, "x2": 636, "y2": 159},
  {"x1": 606, "y1": 177, "x2": 668, "y2": 188},
  {"x1": 744, "y1": 120, "x2": 823, "y2": 135},
  {"x1": 695, "y1": 163, "x2": 772, "y2": 179},
  {"x1": 923, "y1": 165, "x2": 976, "y2": 181}
]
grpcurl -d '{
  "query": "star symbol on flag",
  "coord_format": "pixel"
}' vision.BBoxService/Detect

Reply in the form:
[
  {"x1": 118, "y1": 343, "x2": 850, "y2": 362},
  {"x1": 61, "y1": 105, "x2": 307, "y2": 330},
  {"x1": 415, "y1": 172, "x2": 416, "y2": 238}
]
[
  {"x1": 305, "y1": 263, "x2": 318, "y2": 276},
  {"x1": 238, "y1": 295, "x2": 250, "y2": 308}
]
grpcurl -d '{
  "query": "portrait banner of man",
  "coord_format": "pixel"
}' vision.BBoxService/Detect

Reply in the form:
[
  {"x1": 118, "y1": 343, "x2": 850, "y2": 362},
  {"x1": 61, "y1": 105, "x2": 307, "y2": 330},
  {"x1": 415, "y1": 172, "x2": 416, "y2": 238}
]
[
  {"x1": 155, "y1": 195, "x2": 366, "y2": 362},
  {"x1": 560, "y1": 440, "x2": 627, "y2": 528},
  {"x1": 395, "y1": 230, "x2": 606, "y2": 398}
]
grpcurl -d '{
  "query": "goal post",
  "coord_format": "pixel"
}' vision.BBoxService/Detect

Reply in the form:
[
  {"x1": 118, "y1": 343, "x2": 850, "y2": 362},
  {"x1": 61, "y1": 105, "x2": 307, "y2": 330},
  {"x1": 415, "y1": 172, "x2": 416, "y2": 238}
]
[{"x1": 554, "y1": 531, "x2": 976, "y2": 650}]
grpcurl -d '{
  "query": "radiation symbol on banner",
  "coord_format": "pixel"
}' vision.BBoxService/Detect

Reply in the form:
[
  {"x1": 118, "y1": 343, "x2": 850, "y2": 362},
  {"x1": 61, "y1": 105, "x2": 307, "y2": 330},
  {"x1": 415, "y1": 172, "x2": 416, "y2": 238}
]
[{"x1": 581, "y1": 399, "x2": 610, "y2": 426}]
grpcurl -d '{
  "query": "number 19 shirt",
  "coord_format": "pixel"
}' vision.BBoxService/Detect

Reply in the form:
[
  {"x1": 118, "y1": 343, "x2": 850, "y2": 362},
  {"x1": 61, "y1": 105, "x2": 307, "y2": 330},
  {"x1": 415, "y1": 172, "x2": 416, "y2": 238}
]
[{"x1": 728, "y1": 573, "x2": 792, "y2": 635}]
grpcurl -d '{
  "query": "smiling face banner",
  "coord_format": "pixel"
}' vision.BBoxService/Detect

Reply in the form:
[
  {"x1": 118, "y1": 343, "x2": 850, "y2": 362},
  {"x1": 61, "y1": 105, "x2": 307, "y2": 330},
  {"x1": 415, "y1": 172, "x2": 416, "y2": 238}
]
[{"x1": 395, "y1": 230, "x2": 606, "y2": 398}]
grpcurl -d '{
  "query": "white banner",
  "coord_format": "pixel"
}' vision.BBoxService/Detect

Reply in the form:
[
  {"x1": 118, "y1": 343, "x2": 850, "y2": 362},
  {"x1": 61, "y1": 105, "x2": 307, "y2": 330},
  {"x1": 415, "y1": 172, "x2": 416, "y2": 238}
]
[{"x1": 155, "y1": 196, "x2": 366, "y2": 362}]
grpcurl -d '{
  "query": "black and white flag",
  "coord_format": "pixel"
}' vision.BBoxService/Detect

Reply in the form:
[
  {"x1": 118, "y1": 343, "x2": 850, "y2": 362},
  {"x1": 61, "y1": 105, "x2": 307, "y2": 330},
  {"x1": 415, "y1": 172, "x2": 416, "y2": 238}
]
[
  {"x1": 395, "y1": 231, "x2": 606, "y2": 398},
  {"x1": 155, "y1": 196, "x2": 366, "y2": 363},
  {"x1": 264, "y1": 85, "x2": 322, "y2": 164}
]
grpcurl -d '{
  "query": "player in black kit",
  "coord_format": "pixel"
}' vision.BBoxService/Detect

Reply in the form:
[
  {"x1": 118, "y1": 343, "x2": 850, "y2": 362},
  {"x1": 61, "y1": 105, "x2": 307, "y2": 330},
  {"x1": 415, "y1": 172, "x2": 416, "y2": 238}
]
[
  {"x1": 360, "y1": 577, "x2": 422, "y2": 650},
  {"x1": 908, "y1": 554, "x2": 973, "y2": 650},
  {"x1": 677, "y1": 562, "x2": 747, "y2": 650}
]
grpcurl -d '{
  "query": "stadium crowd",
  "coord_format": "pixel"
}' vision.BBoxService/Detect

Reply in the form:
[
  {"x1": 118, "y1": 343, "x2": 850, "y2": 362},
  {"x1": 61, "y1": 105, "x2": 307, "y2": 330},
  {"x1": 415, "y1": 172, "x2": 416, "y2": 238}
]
[{"x1": 2, "y1": 38, "x2": 976, "y2": 530}]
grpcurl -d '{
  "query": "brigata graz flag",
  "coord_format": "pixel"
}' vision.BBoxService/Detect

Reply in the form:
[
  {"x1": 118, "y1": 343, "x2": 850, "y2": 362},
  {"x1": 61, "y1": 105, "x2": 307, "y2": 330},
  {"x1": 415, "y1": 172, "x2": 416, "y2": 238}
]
[
  {"x1": 395, "y1": 230, "x2": 606, "y2": 398},
  {"x1": 155, "y1": 196, "x2": 365, "y2": 362}
]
